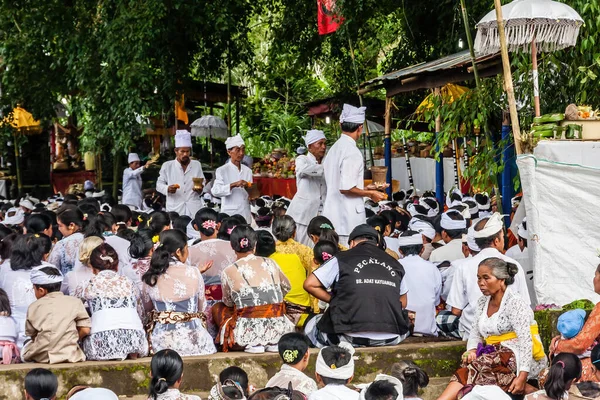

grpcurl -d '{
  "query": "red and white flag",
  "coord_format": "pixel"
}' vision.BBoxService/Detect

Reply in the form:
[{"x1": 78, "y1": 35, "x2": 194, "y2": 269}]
[{"x1": 317, "y1": 0, "x2": 343, "y2": 35}]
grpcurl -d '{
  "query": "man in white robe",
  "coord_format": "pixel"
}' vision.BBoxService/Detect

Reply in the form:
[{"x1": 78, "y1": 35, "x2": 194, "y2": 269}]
[
  {"x1": 505, "y1": 217, "x2": 536, "y2": 305},
  {"x1": 156, "y1": 130, "x2": 205, "y2": 217},
  {"x1": 322, "y1": 104, "x2": 387, "y2": 247},
  {"x1": 121, "y1": 153, "x2": 154, "y2": 209},
  {"x1": 212, "y1": 135, "x2": 253, "y2": 223},
  {"x1": 446, "y1": 213, "x2": 531, "y2": 339},
  {"x1": 287, "y1": 130, "x2": 327, "y2": 247},
  {"x1": 429, "y1": 210, "x2": 468, "y2": 263}
]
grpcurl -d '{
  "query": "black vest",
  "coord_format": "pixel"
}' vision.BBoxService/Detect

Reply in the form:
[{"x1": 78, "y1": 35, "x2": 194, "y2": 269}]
[{"x1": 318, "y1": 242, "x2": 409, "y2": 335}]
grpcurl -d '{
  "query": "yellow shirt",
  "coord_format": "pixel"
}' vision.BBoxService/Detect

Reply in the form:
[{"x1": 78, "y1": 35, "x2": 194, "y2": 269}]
[
  {"x1": 276, "y1": 239, "x2": 314, "y2": 275},
  {"x1": 270, "y1": 253, "x2": 311, "y2": 308}
]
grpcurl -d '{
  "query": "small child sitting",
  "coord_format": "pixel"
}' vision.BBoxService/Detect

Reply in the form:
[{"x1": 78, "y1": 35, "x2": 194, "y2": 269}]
[
  {"x1": 312, "y1": 240, "x2": 339, "y2": 312},
  {"x1": 266, "y1": 333, "x2": 317, "y2": 397},
  {"x1": 22, "y1": 266, "x2": 91, "y2": 363},
  {"x1": 557, "y1": 309, "x2": 594, "y2": 358},
  {"x1": 0, "y1": 288, "x2": 18, "y2": 364},
  {"x1": 310, "y1": 342, "x2": 358, "y2": 400},
  {"x1": 24, "y1": 368, "x2": 58, "y2": 400}
]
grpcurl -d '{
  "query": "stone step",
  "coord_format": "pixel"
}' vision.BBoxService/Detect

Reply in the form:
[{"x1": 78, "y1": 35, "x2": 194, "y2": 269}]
[{"x1": 0, "y1": 337, "x2": 464, "y2": 400}]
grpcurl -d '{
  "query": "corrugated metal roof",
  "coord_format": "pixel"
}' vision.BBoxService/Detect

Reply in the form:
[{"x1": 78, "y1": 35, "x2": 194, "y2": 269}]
[{"x1": 360, "y1": 50, "x2": 499, "y2": 89}]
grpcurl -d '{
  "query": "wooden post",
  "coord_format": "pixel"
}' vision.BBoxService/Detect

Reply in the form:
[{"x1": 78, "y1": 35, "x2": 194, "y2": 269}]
[
  {"x1": 112, "y1": 152, "x2": 121, "y2": 200},
  {"x1": 13, "y1": 131, "x2": 22, "y2": 193},
  {"x1": 384, "y1": 97, "x2": 392, "y2": 197},
  {"x1": 532, "y1": 39, "x2": 541, "y2": 117},
  {"x1": 494, "y1": 0, "x2": 523, "y2": 155},
  {"x1": 434, "y1": 87, "x2": 444, "y2": 205}
]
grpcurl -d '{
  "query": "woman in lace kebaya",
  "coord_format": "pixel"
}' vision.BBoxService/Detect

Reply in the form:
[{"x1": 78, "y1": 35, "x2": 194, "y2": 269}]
[
  {"x1": 438, "y1": 257, "x2": 547, "y2": 399},
  {"x1": 48, "y1": 207, "x2": 86, "y2": 275},
  {"x1": 77, "y1": 243, "x2": 148, "y2": 360},
  {"x1": 213, "y1": 225, "x2": 294, "y2": 354},
  {"x1": 143, "y1": 229, "x2": 216, "y2": 356}
]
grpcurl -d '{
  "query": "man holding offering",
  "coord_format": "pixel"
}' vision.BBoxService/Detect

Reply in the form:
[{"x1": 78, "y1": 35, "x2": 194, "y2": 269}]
[
  {"x1": 156, "y1": 130, "x2": 205, "y2": 217},
  {"x1": 122, "y1": 153, "x2": 155, "y2": 209},
  {"x1": 212, "y1": 134, "x2": 254, "y2": 223},
  {"x1": 286, "y1": 129, "x2": 327, "y2": 247},
  {"x1": 323, "y1": 104, "x2": 387, "y2": 247}
]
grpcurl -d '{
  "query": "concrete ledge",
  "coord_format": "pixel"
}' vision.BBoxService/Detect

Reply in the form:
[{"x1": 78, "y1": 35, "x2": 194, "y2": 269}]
[{"x1": 0, "y1": 338, "x2": 465, "y2": 400}]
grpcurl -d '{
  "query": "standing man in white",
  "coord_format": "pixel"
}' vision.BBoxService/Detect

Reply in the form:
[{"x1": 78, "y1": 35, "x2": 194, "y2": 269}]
[
  {"x1": 156, "y1": 130, "x2": 205, "y2": 217},
  {"x1": 322, "y1": 104, "x2": 387, "y2": 247},
  {"x1": 287, "y1": 130, "x2": 327, "y2": 247},
  {"x1": 121, "y1": 153, "x2": 154, "y2": 209},
  {"x1": 212, "y1": 134, "x2": 253, "y2": 223}
]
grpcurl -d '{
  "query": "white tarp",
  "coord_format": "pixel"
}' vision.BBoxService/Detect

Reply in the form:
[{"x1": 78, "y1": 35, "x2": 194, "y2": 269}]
[{"x1": 517, "y1": 154, "x2": 600, "y2": 306}]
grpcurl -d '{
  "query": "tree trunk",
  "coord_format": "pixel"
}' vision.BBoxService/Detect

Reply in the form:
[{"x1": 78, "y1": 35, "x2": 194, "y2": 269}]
[{"x1": 112, "y1": 152, "x2": 121, "y2": 200}]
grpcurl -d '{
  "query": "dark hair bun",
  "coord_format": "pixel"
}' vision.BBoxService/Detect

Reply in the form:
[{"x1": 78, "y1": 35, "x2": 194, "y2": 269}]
[
  {"x1": 507, "y1": 262, "x2": 519, "y2": 277},
  {"x1": 154, "y1": 379, "x2": 169, "y2": 395}
]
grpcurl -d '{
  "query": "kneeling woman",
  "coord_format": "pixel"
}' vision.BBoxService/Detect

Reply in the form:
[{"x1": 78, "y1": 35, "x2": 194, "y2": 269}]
[
  {"x1": 143, "y1": 230, "x2": 216, "y2": 356},
  {"x1": 213, "y1": 225, "x2": 294, "y2": 353},
  {"x1": 439, "y1": 257, "x2": 547, "y2": 399}
]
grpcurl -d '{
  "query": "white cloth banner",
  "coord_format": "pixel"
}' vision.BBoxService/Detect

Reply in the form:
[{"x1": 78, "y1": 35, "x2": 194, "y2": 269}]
[
  {"x1": 517, "y1": 154, "x2": 600, "y2": 306},
  {"x1": 374, "y1": 157, "x2": 464, "y2": 192}
]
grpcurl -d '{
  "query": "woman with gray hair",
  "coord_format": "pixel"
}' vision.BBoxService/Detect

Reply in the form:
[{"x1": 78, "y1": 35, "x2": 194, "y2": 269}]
[{"x1": 438, "y1": 257, "x2": 547, "y2": 400}]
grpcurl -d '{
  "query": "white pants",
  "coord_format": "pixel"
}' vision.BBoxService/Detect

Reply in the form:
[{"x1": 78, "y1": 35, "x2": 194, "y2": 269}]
[{"x1": 295, "y1": 223, "x2": 314, "y2": 248}]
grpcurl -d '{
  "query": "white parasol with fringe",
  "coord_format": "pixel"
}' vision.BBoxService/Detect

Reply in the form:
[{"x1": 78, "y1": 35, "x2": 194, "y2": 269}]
[
  {"x1": 475, "y1": 0, "x2": 583, "y2": 116},
  {"x1": 190, "y1": 115, "x2": 228, "y2": 139}
]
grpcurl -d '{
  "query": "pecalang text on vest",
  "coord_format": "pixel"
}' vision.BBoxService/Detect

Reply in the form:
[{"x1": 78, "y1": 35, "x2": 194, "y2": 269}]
[{"x1": 353, "y1": 258, "x2": 397, "y2": 276}]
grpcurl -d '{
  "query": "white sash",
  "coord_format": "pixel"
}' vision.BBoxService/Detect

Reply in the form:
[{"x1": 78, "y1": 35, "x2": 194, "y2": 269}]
[{"x1": 91, "y1": 308, "x2": 143, "y2": 334}]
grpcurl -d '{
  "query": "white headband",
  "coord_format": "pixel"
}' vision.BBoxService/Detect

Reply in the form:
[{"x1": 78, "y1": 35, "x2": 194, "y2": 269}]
[
  {"x1": 406, "y1": 203, "x2": 425, "y2": 217},
  {"x1": 518, "y1": 218, "x2": 528, "y2": 239},
  {"x1": 467, "y1": 223, "x2": 481, "y2": 252},
  {"x1": 315, "y1": 342, "x2": 355, "y2": 380},
  {"x1": 30, "y1": 267, "x2": 63, "y2": 285},
  {"x1": 358, "y1": 374, "x2": 404, "y2": 400},
  {"x1": 473, "y1": 212, "x2": 504, "y2": 238},
  {"x1": 419, "y1": 198, "x2": 439, "y2": 217},
  {"x1": 476, "y1": 192, "x2": 491, "y2": 211},
  {"x1": 398, "y1": 233, "x2": 423, "y2": 247},
  {"x1": 446, "y1": 188, "x2": 462, "y2": 208},
  {"x1": 441, "y1": 212, "x2": 466, "y2": 230},
  {"x1": 408, "y1": 219, "x2": 436, "y2": 240}
]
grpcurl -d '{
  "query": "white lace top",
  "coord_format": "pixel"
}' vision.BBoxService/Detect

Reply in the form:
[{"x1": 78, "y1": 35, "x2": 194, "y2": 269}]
[
  {"x1": 187, "y1": 238, "x2": 237, "y2": 286},
  {"x1": 149, "y1": 388, "x2": 201, "y2": 400},
  {"x1": 48, "y1": 232, "x2": 84, "y2": 274},
  {"x1": 266, "y1": 364, "x2": 318, "y2": 396},
  {"x1": 467, "y1": 290, "x2": 547, "y2": 377}
]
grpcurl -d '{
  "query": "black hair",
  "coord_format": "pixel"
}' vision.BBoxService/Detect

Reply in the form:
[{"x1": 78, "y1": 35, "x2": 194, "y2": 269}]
[
  {"x1": 90, "y1": 243, "x2": 119, "y2": 272},
  {"x1": 117, "y1": 228, "x2": 137, "y2": 242},
  {"x1": 474, "y1": 217, "x2": 503, "y2": 249},
  {"x1": 0, "y1": 288, "x2": 11, "y2": 315},
  {"x1": 84, "y1": 212, "x2": 117, "y2": 238},
  {"x1": 392, "y1": 191, "x2": 406, "y2": 202},
  {"x1": 367, "y1": 215, "x2": 388, "y2": 236},
  {"x1": 278, "y1": 332, "x2": 310, "y2": 365},
  {"x1": 217, "y1": 213, "x2": 230, "y2": 223},
  {"x1": 442, "y1": 211, "x2": 466, "y2": 239},
  {"x1": 218, "y1": 217, "x2": 239, "y2": 241},
  {"x1": 450, "y1": 191, "x2": 462, "y2": 202},
  {"x1": 172, "y1": 215, "x2": 192, "y2": 235},
  {"x1": 379, "y1": 210, "x2": 398, "y2": 232},
  {"x1": 364, "y1": 380, "x2": 399, "y2": 400},
  {"x1": 394, "y1": 209, "x2": 411, "y2": 232},
  {"x1": 112, "y1": 204, "x2": 133, "y2": 226},
  {"x1": 272, "y1": 215, "x2": 296, "y2": 242},
  {"x1": 593, "y1": 343, "x2": 600, "y2": 366},
  {"x1": 255, "y1": 230, "x2": 276, "y2": 257},
  {"x1": 390, "y1": 361, "x2": 429, "y2": 397},
  {"x1": 78, "y1": 197, "x2": 101, "y2": 214},
  {"x1": 219, "y1": 366, "x2": 249, "y2": 396},
  {"x1": 11, "y1": 234, "x2": 48, "y2": 271},
  {"x1": 149, "y1": 349, "x2": 184, "y2": 400},
  {"x1": 313, "y1": 240, "x2": 339, "y2": 265},
  {"x1": 230, "y1": 225, "x2": 257, "y2": 253},
  {"x1": 143, "y1": 229, "x2": 188, "y2": 287},
  {"x1": 248, "y1": 387, "x2": 305, "y2": 400},
  {"x1": 33, "y1": 266, "x2": 63, "y2": 293},
  {"x1": 255, "y1": 207, "x2": 273, "y2": 228},
  {"x1": 194, "y1": 208, "x2": 219, "y2": 237},
  {"x1": 544, "y1": 353, "x2": 582, "y2": 400},
  {"x1": 57, "y1": 207, "x2": 85, "y2": 231},
  {"x1": 100, "y1": 193, "x2": 116, "y2": 208},
  {"x1": 24, "y1": 368, "x2": 58, "y2": 400},
  {"x1": 519, "y1": 220, "x2": 528, "y2": 247},
  {"x1": 128, "y1": 229, "x2": 155, "y2": 259},
  {"x1": 0, "y1": 232, "x2": 16, "y2": 261},
  {"x1": 398, "y1": 230, "x2": 424, "y2": 256},
  {"x1": 340, "y1": 121, "x2": 362, "y2": 133},
  {"x1": 307, "y1": 216, "x2": 339, "y2": 245},
  {"x1": 319, "y1": 345, "x2": 353, "y2": 385},
  {"x1": 366, "y1": 209, "x2": 375, "y2": 218},
  {"x1": 146, "y1": 211, "x2": 171, "y2": 236},
  {"x1": 25, "y1": 214, "x2": 52, "y2": 235},
  {"x1": 167, "y1": 211, "x2": 180, "y2": 223},
  {"x1": 475, "y1": 193, "x2": 490, "y2": 208},
  {"x1": 409, "y1": 204, "x2": 429, "y2": 216},
  {"x1": 479, "y1": 257, "x2": 519, "y2": 286},
  {"x1": 230, "y1": 214, "x2": 248, "y2": 225}
]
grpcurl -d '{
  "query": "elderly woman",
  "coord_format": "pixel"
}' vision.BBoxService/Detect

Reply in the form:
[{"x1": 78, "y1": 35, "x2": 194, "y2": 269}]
[
  {"x1": 550, "y1": 263, "x2": 600, "y2": 382},
  {"x1": 213, "y1": 225, "x2": 294, "y2": 353},
  {"x1": 438, "y1": 257, "x2": 547, "y2": 400},
  {"x1": 273, "y1": 215, "x2": 314, "y2": 275}
]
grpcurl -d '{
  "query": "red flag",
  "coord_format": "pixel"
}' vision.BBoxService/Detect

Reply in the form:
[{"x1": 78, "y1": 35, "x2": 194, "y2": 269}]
[{"x1": 317, "y1": 0, "x2": 343, "y2": 35}]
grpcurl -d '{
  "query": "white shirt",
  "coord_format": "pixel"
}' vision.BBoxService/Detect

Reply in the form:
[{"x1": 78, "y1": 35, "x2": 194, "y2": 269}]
[
  {"x1": 429, "y1": 238, "x2": 465, "y2": 263},
  {"x1": 212, "y1": 161, "x2": 253, "y2": 223},
  {"x1": 266, "y1": 364, "x2": 318, "y2": 397},
  {"x1": 309, "y1": 384, "x2": 359, "y2": 400},
  {"x1": 287, "y1": 152, "x2": 327, "y2": 226},
  {"x1": 506, "y1": 245, "x2": 536, "y2": 306},
  {"x1": 156, "y1": 160, "x2": 205, "y2": 217},
  {"x1": 401, "y1": 255, "x2": 442, "y2": 336},
  {"x1": 323, "y1": 134, "x2": 365, "y2": 236},
  {"x1": 105, "y1": 235, "x2": 132, "y2": 274},
  {"x1": 446, "y1": 247, "x2": 531, "y2": 339},
  {"x1": 121, "y1": 166, "x2": 146, "y2": 208}
]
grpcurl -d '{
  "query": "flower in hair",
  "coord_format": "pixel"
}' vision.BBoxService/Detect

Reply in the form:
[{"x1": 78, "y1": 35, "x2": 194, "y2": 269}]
[
  {"x1": 227, "y1": 225, "x2": 237, "y2": 235},
  {"x1": 240, "y1": 238, "x2": 249, "y2": 248},
  {"x1": 319, "y1": 223, "x2": 333, "y2": 230},
  {"x1": 202, "y1": 220, "x2": 217, "y2": 230},
  {"x1": 99, "y1": 254, "x2": 114, "y2": 263},
  {"x1": 138, "y1": 215, "x2": 144, "y2": 223},
  {"x1": 152, "y1": 235, "x2": 159, "y2": 244},
  {"x1": 322, "y1": 252, "x2": 332, "y2": 261},
  {"x1": 282, "y1": 349, "x2": 299, "y2": 363}
]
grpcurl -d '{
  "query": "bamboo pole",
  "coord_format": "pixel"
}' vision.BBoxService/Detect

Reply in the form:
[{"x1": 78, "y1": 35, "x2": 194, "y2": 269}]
[
  {"x1": 494, "y1": 0, "x2": 523, "y2": 155},
  {"x1": 532, "y1": 39, "x2": 541, "y2": 117},
  {"x1": 460, "y1": 0, "x2": 481, "y2": 86}
]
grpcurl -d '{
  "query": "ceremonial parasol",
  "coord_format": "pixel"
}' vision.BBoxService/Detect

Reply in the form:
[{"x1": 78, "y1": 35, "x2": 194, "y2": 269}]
[
  {"x1": 190, "y1": 115, "x2": 228, "y2": 139},
  {"x1": 475, "y1": 0, "x2": 583, "y2": 117}
]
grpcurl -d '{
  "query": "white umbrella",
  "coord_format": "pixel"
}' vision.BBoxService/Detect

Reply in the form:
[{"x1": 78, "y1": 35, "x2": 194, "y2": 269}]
[
  {"x1": 475, "y1": 0, "x2": 583, "y2": 116},
  {"x1": 190, "y1": 115, "x2": 228, "y2": 139}
]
